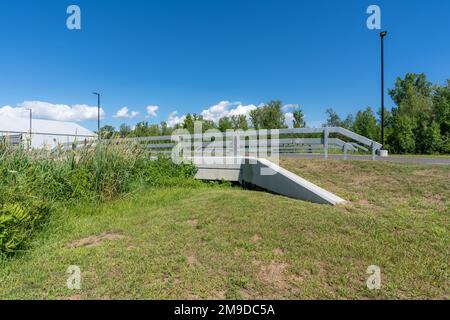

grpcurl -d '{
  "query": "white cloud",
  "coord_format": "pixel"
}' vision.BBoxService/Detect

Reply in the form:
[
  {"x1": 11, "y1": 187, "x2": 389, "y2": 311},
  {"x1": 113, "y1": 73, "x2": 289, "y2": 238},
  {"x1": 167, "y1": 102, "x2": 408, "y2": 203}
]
[
  {"x1": 0, "y1": 101, "x2": 105, "y2": 122},
  {"x1": 114, "y1": 106, "x2": 139, "y2": 119},
  {"x1": 146, "y1": 105, "x2": 159, "y2": 118},
  {"x1": 200, "y1": 101, "x2": 234, "y2": 122},
  {"x1": 0, "y1": 106, "x2": 23, "y2": 118},
  {"x1": 200, "y1": 100, "x2": 260, "y2": 123},
  {"x1": 166, "y1": 111, "x2": 185, "y2": 128},
  {"x1": 282, "y1": 104, "x2": 299, "y2": 112},
  {"x1": 228, "y1": 103, "x2": 261, "y2": 118},
  {"x1": 164, "y1": 100, "x2": 302, "y2": 129},
  {"x1": 284, "y1": 112, "x2": 294, "y2": 128}
]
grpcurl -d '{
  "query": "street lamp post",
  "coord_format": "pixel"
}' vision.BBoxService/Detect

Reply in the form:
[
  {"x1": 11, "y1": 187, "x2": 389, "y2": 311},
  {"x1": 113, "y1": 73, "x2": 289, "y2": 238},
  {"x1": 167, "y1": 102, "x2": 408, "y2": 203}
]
[
  {"x1": 26, "y1": 108, "x2": 32, "y2": 148},
  {"x1": 380, "y1": 31, "x2": 388, "y2": 157},
  {"x1": 93, "y1": 92, "x2": 101, "y2": 140}
]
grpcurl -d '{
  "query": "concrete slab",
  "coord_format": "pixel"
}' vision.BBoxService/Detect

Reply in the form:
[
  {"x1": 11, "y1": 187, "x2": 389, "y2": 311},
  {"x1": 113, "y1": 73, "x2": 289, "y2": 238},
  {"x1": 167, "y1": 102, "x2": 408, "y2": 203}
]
[
  {"x1": 195, "y1": 168, "x2": 241, "y2": 181},
  {"x1": 190, "y1": 156, "x2": 347, "y2": 206}
]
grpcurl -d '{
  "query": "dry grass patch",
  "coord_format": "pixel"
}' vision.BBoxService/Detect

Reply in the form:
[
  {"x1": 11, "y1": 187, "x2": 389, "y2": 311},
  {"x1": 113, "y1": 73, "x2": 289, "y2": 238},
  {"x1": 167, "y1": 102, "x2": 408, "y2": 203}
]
[
  {"x1": 187, "y1": 253, "x2": 200, "y2": 267},
  {"x1": 258, "y1": 261, "x2": 289, "y2": 289},
  {"x1": 186, "y1": 219, "x2": 198, "y2": 227},
  {"x1": 273, "y1": 248, "x2": 284, "y2": 255},
  {"x1": 65, "y1": 232, "x2": 125, "y2": 249},
  {"x1": 252, "y1": 234, "x2": 262, "y2": 242}
]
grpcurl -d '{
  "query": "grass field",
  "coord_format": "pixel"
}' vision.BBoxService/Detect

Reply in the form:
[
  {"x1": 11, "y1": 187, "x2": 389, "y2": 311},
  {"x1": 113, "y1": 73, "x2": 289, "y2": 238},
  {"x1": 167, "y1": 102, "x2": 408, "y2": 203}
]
[
  {"x1": 388, "y1": 154, "x2": 450, "y2": 158},
  {"x1": 0, "y1": 159, "x2": 448, "y2": 299}
]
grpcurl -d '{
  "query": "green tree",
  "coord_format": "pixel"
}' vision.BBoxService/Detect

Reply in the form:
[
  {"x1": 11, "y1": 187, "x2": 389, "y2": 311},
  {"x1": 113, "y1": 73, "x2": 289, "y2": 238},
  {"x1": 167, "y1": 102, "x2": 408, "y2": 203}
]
[
  {"x1": 202, "y1": 119, "x2": 217, "y2": 132},
  {"x1": 415, "y1": 121, "x2": 442, "y2": 154},
  {"x1": 100, "y1": 125, "x2": 115, "y2": 139},
  {"x1": 249, "y1": 100, "x2": 286, "y2": 129},
  {"x1": 293, "y1": 109, "x2": 306, "y2": 128},
  {"x1": 324, "y1": 108, "x2": 342, "y2": 127},
  {"x1": 218, "y1": 117, "x2": 233, "y2": 132},
  {"x1": 182, "y1": 114, "x2": 216, "y2": 133},
  {"x1": 342, "y1": 114, "x2": 354, "y2": 129},
  {"x1": 387, "y1": 73, "x2": 444, "y2": 154},
  {"x1": 230, "y1": 115, "x2": 248, "y2": 130},
  {"x1": 160, "y1": 121, "x2": 172, "y2": 136},
  {"x1": 388, "y1": 113, "x2": 416, "y2": 153},
  {"x1": 118, "y1": 124, "x2": 131, "y2": 138},
  {"x1": 134, "y1": 121, "x2": 149, "y2": 136},
  {"x1": 352, "y1": 107, "x2": 379, "y2": 141},
  {"x1": 432, "y1": 80, "x2": 450, "y2": 138},
  {"x1": 389, "y1": 73, "x2": 433, "y2": 107},
  {"x1": 148, "y1": 124, "x2": 161, "y2": 136},
  {"x1": 182, "y1": 114, "x2": 195, "y2": 133}
]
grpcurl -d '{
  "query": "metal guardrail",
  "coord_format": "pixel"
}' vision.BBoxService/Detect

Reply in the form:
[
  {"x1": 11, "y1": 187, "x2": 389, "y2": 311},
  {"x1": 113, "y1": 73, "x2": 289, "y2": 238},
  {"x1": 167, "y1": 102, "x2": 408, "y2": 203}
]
[
  {"x1": 65, "y1": 127, "x2": 381, "y2": 160},
  {"x1": 2, "y1": 127, "x2": 383, "y2": 161},
  {"x1": 0, "y1": 130, "x2": 96, "y2": 138},
  {"x1": 0, "y1": 130, "x2": 97, "y2": 150},
  {"x1": 144, "y1": 127, "x2": 381, "y2": 160}
]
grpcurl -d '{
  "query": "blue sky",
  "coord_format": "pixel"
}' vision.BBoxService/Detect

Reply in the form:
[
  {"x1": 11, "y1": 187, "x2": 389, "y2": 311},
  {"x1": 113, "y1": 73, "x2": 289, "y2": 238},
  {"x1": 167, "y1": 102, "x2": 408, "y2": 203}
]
[{"x1": 0, "y1": 0, "x2": 449, "y2": 130}]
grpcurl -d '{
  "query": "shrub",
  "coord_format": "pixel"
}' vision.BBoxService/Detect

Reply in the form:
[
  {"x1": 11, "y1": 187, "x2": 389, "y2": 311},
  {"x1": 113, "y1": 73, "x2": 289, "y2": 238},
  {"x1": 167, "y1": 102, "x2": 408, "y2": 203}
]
[
  {"x1": 143, "y1": 157, "x2": 197, "y2": 187},
  {"x1": 388, "y1": 114, "x2": 416, "y2": 153},
  {"x1": 0, "y1": 199, "x2": 50, "y2": 255}
]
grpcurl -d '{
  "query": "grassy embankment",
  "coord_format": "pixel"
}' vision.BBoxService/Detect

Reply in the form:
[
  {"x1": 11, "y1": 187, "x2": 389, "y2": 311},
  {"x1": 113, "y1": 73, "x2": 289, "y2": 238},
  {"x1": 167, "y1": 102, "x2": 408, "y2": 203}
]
[
  {"x1": 0, "y1": 142, "x2": 197, "y2": 256},
  {"x1": 1, "y1": 158, "x2": 448, "y2": 299}
]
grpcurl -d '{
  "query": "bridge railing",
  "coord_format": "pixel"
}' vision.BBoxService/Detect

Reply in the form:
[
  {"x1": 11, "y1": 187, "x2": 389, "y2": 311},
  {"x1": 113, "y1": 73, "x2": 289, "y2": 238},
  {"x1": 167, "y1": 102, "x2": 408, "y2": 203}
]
[
  {"x1": 62, "y1": 127, "x2": 381, "y2": 160},
  {"x1": 0, "y1": 130, "x2": 96, "y2": 151}
]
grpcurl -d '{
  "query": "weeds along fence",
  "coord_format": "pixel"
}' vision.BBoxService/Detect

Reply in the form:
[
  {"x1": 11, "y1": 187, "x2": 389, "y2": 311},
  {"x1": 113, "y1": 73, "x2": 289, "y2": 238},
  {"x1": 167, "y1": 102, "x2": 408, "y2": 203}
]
[
  {"x1": 5, "y1": 139, "x2": 197, "y2": 203},
  {"x1": 66, "y1": 127, "x2": 382, "y2": 160},
  {"x1": 2, "y1": 127, "x2": 382, "y2": 159},
  {"x1": 0, "y1": 137, "x2": 198, "y2": 256}
]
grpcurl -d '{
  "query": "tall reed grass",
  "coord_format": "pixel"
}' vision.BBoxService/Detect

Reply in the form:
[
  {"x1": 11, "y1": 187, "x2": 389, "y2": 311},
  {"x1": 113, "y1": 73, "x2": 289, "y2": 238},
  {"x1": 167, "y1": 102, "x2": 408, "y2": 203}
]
[{"x1": 0, "y1": 140, "x2": 197, "y2": 256}]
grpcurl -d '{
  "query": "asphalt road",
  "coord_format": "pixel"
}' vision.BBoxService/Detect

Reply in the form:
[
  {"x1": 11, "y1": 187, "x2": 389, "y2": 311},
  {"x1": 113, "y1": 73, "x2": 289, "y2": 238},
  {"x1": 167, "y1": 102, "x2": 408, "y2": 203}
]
[{"x1": 281, "y1": 153, "x2": 450, "y2": 165}]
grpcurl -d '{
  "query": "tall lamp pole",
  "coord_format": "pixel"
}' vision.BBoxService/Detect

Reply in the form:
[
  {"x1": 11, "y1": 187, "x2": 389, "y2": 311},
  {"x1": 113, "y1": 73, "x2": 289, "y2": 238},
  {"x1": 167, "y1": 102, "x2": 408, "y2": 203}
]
[
  {"x1": 380, "y1": 31, "x2": 388, "y2": 155},
  {"x1": 25, "y1": 108, "x2": 32, "y2": 148},
  {"x1": 93, "y1": 92, "x2": 101, "y2": 140}
]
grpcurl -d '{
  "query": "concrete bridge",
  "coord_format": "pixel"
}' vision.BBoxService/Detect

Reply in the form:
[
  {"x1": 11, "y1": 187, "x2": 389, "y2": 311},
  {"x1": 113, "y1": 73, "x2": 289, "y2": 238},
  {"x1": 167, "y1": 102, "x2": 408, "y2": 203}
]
[
  {"x1": 66, "y1": 127, "x2": 384, "y2": 206},
  {"x1": 173, "y1": 127, "x2": 382, "y2": 206},
  {"x1": 192, "y1": 156, "x2": 347, "y2": 206}
]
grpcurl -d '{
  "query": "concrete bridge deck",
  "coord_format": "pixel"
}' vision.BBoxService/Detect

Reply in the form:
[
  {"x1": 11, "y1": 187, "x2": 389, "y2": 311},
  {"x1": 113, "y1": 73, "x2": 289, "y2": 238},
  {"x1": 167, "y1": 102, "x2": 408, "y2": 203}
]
[{"x1": 190, "y1": 157, "x2": 347, "y2": 206}]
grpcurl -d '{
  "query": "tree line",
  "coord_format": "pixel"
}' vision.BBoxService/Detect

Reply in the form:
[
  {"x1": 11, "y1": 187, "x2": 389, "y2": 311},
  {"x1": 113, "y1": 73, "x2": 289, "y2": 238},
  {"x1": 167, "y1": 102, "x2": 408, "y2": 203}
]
[
  {"x1": 100, "y1": 73, "x2": 449, "y2": 154},
  {"x1": 101, "y1": 100, "x2": 304, "y2": 138},
  {"x1": 323, "y1": 74, "x2": 449, "y2": 154}
]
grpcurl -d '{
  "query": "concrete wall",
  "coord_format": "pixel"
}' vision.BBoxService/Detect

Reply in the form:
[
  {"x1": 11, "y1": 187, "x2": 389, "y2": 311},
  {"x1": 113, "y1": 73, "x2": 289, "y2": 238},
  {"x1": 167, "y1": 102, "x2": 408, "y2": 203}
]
[{"x1": 192, "y1": 156, "x2": 347, "y2": 206}]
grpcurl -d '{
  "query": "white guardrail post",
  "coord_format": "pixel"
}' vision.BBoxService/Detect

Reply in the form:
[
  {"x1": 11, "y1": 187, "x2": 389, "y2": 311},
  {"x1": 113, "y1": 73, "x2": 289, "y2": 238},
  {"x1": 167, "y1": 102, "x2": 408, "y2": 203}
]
[
  {"x1": 233, "y1": 134, "x2": 240, "y2": 158},
  {"x1": 343, "y1": 143, "x2": 349, "y2": 160},
  {"x1": 371, "y1": 142, "x2": 377, "y2": 161},
  {"x1": 323, "y1": 127, "x2": 329, "y2": 159}
]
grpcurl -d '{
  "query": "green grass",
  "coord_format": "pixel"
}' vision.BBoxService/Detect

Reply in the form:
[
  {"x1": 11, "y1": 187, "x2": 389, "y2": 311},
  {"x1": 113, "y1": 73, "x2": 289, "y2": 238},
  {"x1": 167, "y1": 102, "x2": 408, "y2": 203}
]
[
  {"x1": 387, "y1": 154, "x2": 450, "y2": 159},
  {"x1": 0, "y1": 142, "x2": 197, "y2": 255},
  {"x1": 0, "y1": 159, "x2": 449, "y2": 299}
]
